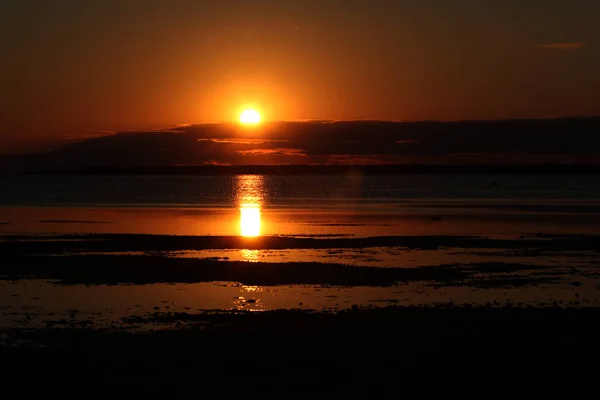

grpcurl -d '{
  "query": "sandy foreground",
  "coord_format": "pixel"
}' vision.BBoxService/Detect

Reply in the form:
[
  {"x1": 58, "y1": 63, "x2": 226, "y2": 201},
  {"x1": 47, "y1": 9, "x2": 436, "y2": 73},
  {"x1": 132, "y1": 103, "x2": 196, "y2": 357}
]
[{"x1": 2, "y1": 233, "x2": 600, "y2": 388}]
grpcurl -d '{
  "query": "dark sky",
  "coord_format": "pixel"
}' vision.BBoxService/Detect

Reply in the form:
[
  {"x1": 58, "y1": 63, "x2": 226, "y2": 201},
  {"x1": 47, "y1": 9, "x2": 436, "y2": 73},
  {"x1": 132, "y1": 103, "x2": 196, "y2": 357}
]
[{"x1": 2, "y1": 0, "x2": 600, "y2": 153}]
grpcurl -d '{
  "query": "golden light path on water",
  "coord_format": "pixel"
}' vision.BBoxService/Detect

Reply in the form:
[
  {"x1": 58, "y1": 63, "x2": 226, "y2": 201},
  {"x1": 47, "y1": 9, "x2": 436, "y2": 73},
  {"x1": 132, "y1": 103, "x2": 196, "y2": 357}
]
[
  {"x1": 240, "y1": 206, "x2": 261, "y2": 237},
  {"x1": 234, "y1": 175, "x2": 266, "y2": 308},
  {"x1": 235, "y1": 174, "x2": 265, "y2": 238}
]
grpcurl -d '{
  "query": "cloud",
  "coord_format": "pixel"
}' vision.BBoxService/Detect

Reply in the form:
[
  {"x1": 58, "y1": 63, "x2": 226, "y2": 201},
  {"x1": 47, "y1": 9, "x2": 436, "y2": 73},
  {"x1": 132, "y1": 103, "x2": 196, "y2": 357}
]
[
  {"x1": 324, "y1": 154, "x2": 403, "y2": 165},
  {"x1": 4, "y1": 118, "x2": 600, "y2": 170},
  {"x1": 538, "y1": 42, "x2": 584, "y2": 50},
  {"x1": 198, "y1": 138, "x2": 290, "y2": 145},
  {"x1": 202, "y1": 160, "x2": 230, "y2": 166},
  {"x1": 237, "y1": 148, "x2": 306, "y2": 156}
]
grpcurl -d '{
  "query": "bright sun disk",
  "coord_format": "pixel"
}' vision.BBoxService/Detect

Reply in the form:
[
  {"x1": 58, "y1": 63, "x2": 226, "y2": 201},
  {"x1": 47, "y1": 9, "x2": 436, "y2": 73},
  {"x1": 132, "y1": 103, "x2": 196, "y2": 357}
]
[{"x1": 240, "y1": 109, "x2": 261, "y2": 124}]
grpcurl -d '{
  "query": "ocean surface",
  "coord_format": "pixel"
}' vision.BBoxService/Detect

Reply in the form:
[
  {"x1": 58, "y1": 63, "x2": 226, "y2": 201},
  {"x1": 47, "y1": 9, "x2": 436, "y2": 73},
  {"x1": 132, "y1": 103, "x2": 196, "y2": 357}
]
[
  {"x1": 3, "y1": 174, "x2": 600, "y2": 208},
  {"x1": 2, "y1": 174, "x2": 600, "y2": 237},
  {"x1": 2, "y1": 173, "x2": 600, "y2": 329}
]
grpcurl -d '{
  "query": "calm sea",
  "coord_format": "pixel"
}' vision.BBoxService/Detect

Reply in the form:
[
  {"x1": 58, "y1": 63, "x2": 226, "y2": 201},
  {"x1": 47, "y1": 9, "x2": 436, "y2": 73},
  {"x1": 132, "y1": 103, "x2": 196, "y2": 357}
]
[
  {"x1": 2, "y1": 174, "x2": 600, "y2": 237},
  {"x1": 2, "y1": 174, "x2": 600, "y2": 319},
  {"x1": 2, "y1": 174, "x2": 600, "y2": 209}
]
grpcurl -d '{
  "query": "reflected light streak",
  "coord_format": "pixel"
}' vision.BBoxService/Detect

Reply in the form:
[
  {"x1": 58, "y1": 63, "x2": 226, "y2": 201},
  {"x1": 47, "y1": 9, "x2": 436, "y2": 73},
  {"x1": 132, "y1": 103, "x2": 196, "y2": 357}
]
[
  {"x1": 240, "y1": 206, "x2": 261, "y2": 237},
  {"x1": 240, "y1": 249, "x2": 260, "y2": 262},
  {"x1": 235, "y1": 175, "x2": 266, "y2": 238}
]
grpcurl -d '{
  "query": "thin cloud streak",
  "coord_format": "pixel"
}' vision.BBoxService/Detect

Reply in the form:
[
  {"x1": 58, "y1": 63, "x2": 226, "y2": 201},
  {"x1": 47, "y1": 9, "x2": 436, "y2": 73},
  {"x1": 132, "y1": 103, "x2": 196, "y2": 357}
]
[
  {"x1": 538, "y1": 42, "x2": 585, "y2": 50},
  {"x1": 237, "y1": 148, "x2": 306, "y2": 156},
  {"x1": 198, "y1": 138, "x2": 291, "y2": 145}
]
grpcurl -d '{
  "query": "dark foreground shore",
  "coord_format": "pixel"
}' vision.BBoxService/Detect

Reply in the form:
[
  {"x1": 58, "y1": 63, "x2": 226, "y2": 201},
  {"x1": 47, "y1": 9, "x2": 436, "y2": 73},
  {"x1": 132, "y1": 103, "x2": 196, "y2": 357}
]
[
  {"x1": 3, "y1": 232, "x2": 600, "y2": 390},
  {"x1": 2, "y1": 306, "x2": 599, "y2": 389}
]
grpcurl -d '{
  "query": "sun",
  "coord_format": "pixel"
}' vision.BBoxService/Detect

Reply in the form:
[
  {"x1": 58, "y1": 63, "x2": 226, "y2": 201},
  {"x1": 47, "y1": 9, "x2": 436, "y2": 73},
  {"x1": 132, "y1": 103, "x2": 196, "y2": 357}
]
[{"x1": 239, "y1": 109, "x2": 261, "y2": 125}]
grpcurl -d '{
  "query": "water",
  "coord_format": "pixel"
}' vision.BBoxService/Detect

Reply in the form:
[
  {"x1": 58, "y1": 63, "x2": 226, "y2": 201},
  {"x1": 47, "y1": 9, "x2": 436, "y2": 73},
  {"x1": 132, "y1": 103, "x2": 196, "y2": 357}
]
[
  {"x1": 2, "y1": 174, "x2": 600, "y2": 237},
  {"x1": 2, "y1": 174, "x2": 600, "y2": 208},
  {"x1": 2, "y1": 173, "x2": 600, "y2": 329}
]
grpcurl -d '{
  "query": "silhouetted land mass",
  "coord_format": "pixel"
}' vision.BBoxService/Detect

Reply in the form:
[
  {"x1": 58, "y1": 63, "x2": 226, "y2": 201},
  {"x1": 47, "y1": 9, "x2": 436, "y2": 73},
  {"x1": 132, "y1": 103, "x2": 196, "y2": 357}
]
[{"x1": 28, "y1": 164, "x2": 600, "y2": 176}]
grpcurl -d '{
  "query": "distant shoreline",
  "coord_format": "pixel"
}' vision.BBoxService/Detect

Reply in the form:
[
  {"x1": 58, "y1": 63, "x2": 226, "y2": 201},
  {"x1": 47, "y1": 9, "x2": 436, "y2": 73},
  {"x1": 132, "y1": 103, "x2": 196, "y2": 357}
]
[{"x1": 26, "y1": 164, "x2": 600, "y2": 176}]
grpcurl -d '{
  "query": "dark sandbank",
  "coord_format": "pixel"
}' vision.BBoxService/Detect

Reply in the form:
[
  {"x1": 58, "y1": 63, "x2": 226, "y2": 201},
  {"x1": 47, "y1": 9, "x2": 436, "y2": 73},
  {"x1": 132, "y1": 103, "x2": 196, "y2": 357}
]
[
  {"x1": 4, "y1": 233, "x2": 600, "y2": 254},
  {"x1": 0, "y1": 254, "x2": 578, "y2": 287},
  {"x1": 1, "y1": 233, "x2": 597, "y2": 286}
]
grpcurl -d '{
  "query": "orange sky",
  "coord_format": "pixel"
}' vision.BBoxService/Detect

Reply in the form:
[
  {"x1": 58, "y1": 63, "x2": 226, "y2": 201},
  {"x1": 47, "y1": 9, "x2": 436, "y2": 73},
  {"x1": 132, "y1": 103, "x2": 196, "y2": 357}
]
[{"x1": 2, "y1": 0, "x2": 600, "y2": 153}]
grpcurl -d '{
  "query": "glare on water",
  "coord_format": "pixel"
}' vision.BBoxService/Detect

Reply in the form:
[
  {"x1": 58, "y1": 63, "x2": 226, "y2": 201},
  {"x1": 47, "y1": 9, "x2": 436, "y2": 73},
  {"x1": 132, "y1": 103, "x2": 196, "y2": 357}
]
[
  {"x1": 240, "y1": 206, "x2": 261, "y2": 237},
  {"x1": 235, "y1": 175, "x2": 265, "y2": 237}
]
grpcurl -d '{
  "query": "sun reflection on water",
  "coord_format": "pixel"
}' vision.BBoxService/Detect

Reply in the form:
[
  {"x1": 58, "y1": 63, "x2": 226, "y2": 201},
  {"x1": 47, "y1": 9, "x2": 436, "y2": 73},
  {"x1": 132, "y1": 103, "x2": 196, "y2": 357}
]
[
  {"x1": 240, "y1": 205, "x2": 261, "y2": 237},
  {"x1": 235, "y1": 175, "x2": 266, "y2": 264},
  {"x1": 233, "y1": 285, "x2": 267, "y2": 310},
  {"x1": 240, "y1": 249, "x2": 260, "y2": 262},
  {"x1": 235, "y1": 175, "x2": 265, "y2": 238}
]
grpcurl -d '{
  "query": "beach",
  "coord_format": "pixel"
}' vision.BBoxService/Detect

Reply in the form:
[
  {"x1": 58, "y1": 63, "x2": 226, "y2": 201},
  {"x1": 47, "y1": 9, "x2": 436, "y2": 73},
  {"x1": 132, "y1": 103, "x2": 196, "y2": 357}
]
[{"x1": 2, "y1": 173, "x2": 600, "y2": 385}]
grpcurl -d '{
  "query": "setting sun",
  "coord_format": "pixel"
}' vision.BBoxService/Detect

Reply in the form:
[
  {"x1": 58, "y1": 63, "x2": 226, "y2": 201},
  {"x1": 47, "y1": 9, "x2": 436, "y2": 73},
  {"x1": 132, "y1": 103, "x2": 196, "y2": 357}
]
[{"x1": 240, "y1": 109, "x2": 261, "y2": 125}]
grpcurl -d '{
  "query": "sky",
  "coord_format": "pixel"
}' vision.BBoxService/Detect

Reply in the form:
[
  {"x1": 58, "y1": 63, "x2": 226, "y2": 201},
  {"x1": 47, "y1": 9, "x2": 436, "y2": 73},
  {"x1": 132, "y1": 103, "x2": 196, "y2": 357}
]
[{"x1": 2, "y1": 0, "x2": 600, "y2": 154}]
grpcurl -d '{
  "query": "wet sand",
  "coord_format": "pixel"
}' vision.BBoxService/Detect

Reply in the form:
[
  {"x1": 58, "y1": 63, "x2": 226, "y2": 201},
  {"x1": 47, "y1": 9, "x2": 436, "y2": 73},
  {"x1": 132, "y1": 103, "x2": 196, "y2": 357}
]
[{"x1": 1, "y1": 232, "x2": 599, "y2": 330}]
